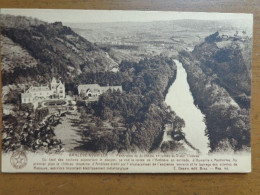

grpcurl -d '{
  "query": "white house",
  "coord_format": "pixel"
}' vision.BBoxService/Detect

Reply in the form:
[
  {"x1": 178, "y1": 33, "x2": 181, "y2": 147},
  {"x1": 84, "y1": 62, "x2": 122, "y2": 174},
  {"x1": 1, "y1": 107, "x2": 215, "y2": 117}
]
[
  {"x1": 50, "y1": 77, "x2": 65, "y2": 99},
  {"x1": 78, "y1": 84, "x2": 122, "y2": 99},
  {"x1": 21, "y1": 77, "x2": 65, "y2": 104}
]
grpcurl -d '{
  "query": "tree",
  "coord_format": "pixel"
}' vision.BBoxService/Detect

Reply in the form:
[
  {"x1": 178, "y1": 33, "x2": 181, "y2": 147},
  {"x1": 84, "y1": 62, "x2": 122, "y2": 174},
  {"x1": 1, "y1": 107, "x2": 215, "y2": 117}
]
[{"x1": 95, "y1": 117, "x2": 103, "y2": 127}]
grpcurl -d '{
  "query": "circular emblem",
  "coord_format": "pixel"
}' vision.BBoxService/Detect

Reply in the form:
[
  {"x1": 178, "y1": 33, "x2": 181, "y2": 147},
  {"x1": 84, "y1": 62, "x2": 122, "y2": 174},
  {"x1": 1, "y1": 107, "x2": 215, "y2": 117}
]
[{"x1": 10, "y1": 151, "x2": 28, "y2": 169}]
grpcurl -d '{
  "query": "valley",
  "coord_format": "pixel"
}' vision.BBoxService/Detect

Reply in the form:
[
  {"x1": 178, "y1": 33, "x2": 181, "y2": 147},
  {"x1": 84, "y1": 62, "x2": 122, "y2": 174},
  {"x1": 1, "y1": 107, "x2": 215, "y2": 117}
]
[{"x1": 1, "y1": 14, "x2": 252, "y2": 154}]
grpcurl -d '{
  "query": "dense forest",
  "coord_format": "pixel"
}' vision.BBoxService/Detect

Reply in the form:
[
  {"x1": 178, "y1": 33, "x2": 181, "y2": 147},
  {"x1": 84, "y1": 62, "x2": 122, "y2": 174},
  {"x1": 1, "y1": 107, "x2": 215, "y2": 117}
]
[
  {"x1": 77, "y1": 56, "x2": 186, "y2": 152},
  {"x1": 179, "y1": 32, "x2": 251, "y2": 152},
  {"x1": 192, "y1": 32, "x2": 251, "y2": 108}
]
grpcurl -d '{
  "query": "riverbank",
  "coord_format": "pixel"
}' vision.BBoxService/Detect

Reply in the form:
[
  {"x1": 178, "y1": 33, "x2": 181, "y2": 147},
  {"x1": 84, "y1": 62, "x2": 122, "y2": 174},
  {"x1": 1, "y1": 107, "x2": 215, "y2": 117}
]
[{"x1": 179, "y1": 49, "x2": 250, "y2": 152}]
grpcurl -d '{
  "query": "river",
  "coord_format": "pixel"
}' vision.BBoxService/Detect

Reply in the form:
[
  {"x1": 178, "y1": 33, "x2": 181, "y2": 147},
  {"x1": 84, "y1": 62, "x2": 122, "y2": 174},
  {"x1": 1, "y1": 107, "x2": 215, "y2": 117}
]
[{"x1": 164, "y1": 59, "x2": 210, "y2": 154}]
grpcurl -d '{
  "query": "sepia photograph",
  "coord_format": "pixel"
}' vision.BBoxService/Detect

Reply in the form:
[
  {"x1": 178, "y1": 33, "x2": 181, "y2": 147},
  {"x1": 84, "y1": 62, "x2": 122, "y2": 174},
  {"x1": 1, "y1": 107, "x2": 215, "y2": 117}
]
[{"x1": 1, "y1": 9, "x2": 253, "y2": 173}]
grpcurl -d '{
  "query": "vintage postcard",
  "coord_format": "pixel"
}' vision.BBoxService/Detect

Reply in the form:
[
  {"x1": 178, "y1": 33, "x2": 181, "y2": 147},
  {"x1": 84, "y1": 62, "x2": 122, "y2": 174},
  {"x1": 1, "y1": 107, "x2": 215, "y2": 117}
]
[{"x1": 1, "y1": 9, "x2": 252, "y2": 173}]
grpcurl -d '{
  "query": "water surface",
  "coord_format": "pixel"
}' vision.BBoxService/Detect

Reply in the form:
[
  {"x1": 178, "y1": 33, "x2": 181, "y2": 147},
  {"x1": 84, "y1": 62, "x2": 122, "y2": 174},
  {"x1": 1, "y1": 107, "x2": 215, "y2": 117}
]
[{"x1": 165, "y1": 60, "x2": 210, "y2": 154}]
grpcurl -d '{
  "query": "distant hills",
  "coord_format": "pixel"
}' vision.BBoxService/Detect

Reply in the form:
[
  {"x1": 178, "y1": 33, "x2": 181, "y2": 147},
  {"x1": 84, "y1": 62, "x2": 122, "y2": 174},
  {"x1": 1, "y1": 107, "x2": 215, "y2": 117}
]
[{"x1": 66, "y1": 19, "x2": 252, "y2": 44}]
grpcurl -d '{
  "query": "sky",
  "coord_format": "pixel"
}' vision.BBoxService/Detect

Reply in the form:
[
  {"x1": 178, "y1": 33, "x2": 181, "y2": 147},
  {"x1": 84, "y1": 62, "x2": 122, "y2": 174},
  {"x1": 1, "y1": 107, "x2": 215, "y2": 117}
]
[{"x1": 0, "y1": 9, "x2": 253, "y2": 24}]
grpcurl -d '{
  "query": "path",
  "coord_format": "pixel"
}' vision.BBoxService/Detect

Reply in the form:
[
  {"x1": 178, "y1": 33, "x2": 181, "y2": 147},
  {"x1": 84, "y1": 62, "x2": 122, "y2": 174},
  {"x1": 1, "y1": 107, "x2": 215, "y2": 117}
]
[{"x1": 54, "y1": 110, "x2": 83, "y2": 152}]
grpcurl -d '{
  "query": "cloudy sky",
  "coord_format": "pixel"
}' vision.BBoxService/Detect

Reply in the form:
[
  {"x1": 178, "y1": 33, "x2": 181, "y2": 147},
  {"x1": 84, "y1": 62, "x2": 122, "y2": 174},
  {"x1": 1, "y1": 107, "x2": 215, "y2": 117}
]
[{"x1": 0, "y1": 9, "x2": 253, "y2": 24}]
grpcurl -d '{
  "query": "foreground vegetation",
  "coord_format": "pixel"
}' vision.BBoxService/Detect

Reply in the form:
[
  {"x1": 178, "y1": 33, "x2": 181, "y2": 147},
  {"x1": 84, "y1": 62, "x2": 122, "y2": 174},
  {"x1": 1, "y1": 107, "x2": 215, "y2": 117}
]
[{"x1": 2, "y1": 104, "x2": 63, "y2": 153}]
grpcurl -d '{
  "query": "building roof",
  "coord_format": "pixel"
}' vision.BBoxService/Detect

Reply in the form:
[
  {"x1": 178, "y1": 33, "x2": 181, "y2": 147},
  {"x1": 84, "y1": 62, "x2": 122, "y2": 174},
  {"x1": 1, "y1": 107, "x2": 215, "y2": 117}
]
[
  {"x1": 78, "y1": 84, "x2": 122, "y2": 93},
  {"x1": 78, "y1": 84, "x2": 101, "y2": 91},
  {"x1": 21, "y1": 93, "x2": 32, "y2": 98},
  {"x1": 78, "y1": 84, "x2": 101, "y2": 88},
  {"x1": 102, "y1": 86, "x2": 122, "y2": 91},
  {"x1": 28, "y1": 86, "x2": 50, "y2": 92},
  {"x1": 52, "y1": 77, "x2": 63, "y2": 84},
  {"x1": 57, "y1": 83, "x2": 65, "y2": 89}
]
